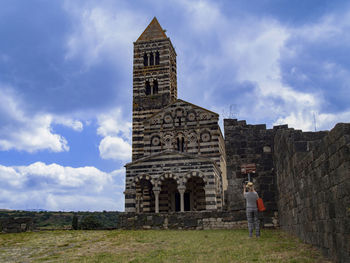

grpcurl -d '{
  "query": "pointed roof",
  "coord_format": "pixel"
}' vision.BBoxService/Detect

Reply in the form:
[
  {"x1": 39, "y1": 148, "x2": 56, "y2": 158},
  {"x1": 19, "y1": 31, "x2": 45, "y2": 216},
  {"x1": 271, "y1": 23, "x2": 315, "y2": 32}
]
[
  {"x1": 146, "y1": 99, "x2": 219, "y2": 121},
  {"x1": 136, "y1": 17, "x2": 168, "y2": 42}
]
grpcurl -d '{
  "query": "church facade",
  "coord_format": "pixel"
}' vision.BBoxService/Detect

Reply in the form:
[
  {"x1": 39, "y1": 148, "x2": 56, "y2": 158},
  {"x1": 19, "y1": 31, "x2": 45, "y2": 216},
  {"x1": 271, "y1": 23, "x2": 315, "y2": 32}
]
[{"x1": 124, "y1": 18, "x2": 227, "y2": 213}]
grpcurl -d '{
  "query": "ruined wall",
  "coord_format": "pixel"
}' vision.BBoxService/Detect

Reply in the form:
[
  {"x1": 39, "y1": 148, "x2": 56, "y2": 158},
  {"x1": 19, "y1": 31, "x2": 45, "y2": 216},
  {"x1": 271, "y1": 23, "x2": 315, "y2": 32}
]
[
  {"x1": 0, "y1": 217, "x2": 33, "y2": 233},
  {"x1": 274, "y1": 123, "x2": 350, "y2": 263},
  {"x1": 224, "y1": 119, "x2": 282, "y2": 223}
]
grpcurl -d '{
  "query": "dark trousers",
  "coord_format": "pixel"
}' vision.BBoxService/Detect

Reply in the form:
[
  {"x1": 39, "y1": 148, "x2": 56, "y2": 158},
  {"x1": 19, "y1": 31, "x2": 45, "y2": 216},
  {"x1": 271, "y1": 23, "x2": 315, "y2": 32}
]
[{"x1": 246, "y1": 210, "x2": 260, "y2": 237}]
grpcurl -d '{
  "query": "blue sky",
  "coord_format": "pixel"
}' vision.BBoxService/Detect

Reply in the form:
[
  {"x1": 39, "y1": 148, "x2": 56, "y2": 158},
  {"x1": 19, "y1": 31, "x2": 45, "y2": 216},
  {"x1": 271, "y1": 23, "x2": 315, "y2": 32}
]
[{"x1": 1, "y1": 0, "x2": 350, "y2": 211}]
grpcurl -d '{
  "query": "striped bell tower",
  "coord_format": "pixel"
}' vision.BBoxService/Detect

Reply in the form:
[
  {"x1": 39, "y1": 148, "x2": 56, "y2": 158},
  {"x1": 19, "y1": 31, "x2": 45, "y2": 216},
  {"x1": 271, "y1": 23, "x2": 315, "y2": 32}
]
[{"x1": 132, "y1": 17, "x2": 177, "y2": 160}]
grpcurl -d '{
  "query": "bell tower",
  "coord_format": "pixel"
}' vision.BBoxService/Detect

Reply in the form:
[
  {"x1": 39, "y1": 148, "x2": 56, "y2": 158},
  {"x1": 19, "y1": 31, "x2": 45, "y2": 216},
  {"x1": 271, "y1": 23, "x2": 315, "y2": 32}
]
[{"x1": 132, "y1": 17, "x2": 177, "y2": 160}]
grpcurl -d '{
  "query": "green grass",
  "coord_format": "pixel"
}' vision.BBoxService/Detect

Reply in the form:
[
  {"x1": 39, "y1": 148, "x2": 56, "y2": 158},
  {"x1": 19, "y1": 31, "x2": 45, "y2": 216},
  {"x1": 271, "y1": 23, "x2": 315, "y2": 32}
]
[{"x1": 0, "y1": 229, "x2": 330, "y2": 263}]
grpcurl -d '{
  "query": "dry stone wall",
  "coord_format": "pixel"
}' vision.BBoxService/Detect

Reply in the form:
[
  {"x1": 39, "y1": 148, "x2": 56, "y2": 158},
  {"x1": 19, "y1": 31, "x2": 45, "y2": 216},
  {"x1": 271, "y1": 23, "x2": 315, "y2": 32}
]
[
  {"x1": 274, "y1": 123, "x2": 350, "y2": 263},
  {"x1": 0, "y1": 217, "x2": 33, "y2": 233},
  {"x1": 117, "y1": 211, "x2": 247, "y2": 230}
]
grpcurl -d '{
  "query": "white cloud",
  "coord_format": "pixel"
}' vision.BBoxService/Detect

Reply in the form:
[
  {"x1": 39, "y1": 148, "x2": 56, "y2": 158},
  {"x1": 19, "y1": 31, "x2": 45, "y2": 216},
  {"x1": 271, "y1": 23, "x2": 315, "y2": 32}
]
[
  {"x1": 177, "y1": 3, "x2": 350, "y2": 131},
  {"x1": 178, "y1": 0, "x2": 222, "y2": 32},
  {"x1": 64, "y1": 1, "x2": 145, "y2": 67},
  {"x1": 53, "y1": 116, "x2": 83, "y2": 132},
  {"x1": 97, "y1": 108, "x2": 131, "y2": 139},
  {"x1": 0, "y1": 165, "x2": 25, "y2": 187},
  {"x1": 0, "y1": 162, "x2": 125, "y2": 211},
  {"x1": 0, "y1": 88, "x2": 69, "y2": 152},
  {"x1": 172, "y1": 1, "x2": 350, "y2": 131},
  {"x1": 99, "y1": 136, "x2": 131, "y2": 161},
  {"x1": 0, "y1": 86, "x2": 86, "y2": 152},
  {"x1": 276, "y1": 110, "x2": 350, "y2": 132},
  {"x1": 17, "y1": 162, "x2": 111, "y2": 191},
  {"x1": 222, "y1": 19, "x2": 324, "y2": 129},
  {"x1": 97, "y1": 108, "x2": 132, "y2": 161}
]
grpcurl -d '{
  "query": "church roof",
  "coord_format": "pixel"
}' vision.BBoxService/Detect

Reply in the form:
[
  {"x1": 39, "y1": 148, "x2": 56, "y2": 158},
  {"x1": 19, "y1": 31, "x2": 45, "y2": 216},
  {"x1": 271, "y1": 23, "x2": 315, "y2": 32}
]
[
  {"x1": 146, "y1": 98, "x2": 219, "y2": 121},
  {"x1": 136, "y1": 17, "x2": 168, "y2": 42}
]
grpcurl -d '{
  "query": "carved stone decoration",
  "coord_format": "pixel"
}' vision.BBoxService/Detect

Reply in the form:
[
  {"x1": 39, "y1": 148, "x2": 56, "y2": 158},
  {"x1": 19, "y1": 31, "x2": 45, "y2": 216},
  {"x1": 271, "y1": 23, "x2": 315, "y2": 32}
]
[
  {"x1": 164, "y1": 113, "x2": 173, "y2": 124},
  {"x1": 200, "y1": 112, "x2": 208, "y2": 120},
  {"x1": 163, "y1": 134, "x2": 173, "y2": 149},
  {"x1": 188, "y1": 132, "x2": 198, "y2": 143},
  {"x1": 187, "y1": 111, "x2": 196, "y2": 122},
  {"x1": 175, "y1": 108, "x2": 184, "y2": 117},
  {"x1": 151, "y1": 136, "x2": 160, "y2": 146},
  {"x1": 200, "y1": 131, "x2": 211, "y2": 142},
  {"x1": 152, "y1": 118, "x2": 160, "y2": 125}
]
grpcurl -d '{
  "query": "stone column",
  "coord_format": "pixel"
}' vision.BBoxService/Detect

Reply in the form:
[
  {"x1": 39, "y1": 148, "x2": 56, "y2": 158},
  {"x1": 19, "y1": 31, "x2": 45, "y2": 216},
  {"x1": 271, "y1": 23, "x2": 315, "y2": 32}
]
[
  {"x1": 178, "y1": 185, "x2": 186, "y2": 212},
  {"x1": 153, "y1": 187, "x2": 161, "y2": 213}
]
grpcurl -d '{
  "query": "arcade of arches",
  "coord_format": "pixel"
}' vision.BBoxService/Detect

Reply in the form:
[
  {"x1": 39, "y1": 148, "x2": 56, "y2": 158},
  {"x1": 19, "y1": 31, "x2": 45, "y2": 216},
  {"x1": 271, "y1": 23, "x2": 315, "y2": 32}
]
[{"x1": 134, "y1": 174, "x2": 207, "y2": 213}]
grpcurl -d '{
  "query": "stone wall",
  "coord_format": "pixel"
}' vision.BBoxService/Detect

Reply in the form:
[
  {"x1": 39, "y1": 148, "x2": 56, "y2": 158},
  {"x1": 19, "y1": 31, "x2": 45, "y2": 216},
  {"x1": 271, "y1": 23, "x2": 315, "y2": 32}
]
[
  {"x1": 117, "y1": 211, "x2": 249, "y2": 230},
  {"x1": 274, "y1": 123, "x2": 350, "y2": 263},
  {"x1": 224, "y1": 119, "x2": 283, "y2": 224},
  {"x1": 0, "y1": 217, "x2": 33, "y2": 233}
]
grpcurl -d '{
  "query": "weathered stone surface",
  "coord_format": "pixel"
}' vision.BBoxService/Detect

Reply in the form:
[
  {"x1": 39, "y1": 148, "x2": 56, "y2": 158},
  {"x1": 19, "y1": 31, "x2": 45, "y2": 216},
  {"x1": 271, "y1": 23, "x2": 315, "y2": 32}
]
[
  {"x1": 274, "y1": 124, "x2": 350, "y2": 263},
  {"x1": 223, "y1": 119, "x2": 277, "y2": 220},
  {"x1": 0, "y1": 217, "x2": 33, "y2": 233},
  {"x1": 117, "y1": 211, "x2": 248, "y2": 230}
]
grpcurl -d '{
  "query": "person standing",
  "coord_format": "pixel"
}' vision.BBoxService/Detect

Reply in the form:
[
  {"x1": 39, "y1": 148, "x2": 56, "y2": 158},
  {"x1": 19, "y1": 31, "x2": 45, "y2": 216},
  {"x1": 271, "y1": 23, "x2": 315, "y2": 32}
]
[{"x1": 243, "y1": 182, "x2": 260, "y2": 237}]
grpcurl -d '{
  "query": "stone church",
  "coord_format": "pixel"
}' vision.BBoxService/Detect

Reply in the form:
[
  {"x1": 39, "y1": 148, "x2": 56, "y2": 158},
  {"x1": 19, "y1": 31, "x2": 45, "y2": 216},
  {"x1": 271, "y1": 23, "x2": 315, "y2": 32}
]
[
  {"x1": 121, "y1": 17, "x2": 350, "y2": 262},
  {"x1": 124, "y1": 18, "x2": 227, "y2": 213}
]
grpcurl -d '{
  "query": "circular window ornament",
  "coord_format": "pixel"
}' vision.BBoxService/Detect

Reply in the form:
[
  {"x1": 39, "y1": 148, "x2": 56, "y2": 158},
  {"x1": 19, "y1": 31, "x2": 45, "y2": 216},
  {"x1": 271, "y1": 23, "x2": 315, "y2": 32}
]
[
  {"x1": 187, "y1": 112, "x2": 196, "y2": 121},
  {"x1": 201, "y1": 132, "x2": 211, "y2": 142},
  {"x1": 164, "y1": 114, "x2": 173, "y2": 124},
  {"x1": 152, "y1": 137, "x2": 160, "y2": 146}
]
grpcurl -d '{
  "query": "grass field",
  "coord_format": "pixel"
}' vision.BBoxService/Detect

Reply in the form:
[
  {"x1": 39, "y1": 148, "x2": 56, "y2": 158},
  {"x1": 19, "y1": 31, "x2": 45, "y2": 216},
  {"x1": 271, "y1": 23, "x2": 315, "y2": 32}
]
[{"x1": 0, "y1": 229, "x2": 331, "y2": 262}]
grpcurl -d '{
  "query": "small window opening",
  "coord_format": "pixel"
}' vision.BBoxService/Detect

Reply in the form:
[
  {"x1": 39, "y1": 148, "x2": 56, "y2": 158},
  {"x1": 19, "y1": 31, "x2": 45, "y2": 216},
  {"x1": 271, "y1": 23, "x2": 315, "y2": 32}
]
[
  {"x1": 155, "y1": 52, "x2": 160, "y2": 65},
  {"x1": 150, "y1": 52, "x2": 154, "y2": 66},
  {"x1": 143, "y1": 53, "x2": 148, "y2": 66},
  {"x1": 153, "y1": 80, "x2": 158, "y2": 94},
  {"x1": 145, "y1": 81, "x2": 151, "y2": 95}
]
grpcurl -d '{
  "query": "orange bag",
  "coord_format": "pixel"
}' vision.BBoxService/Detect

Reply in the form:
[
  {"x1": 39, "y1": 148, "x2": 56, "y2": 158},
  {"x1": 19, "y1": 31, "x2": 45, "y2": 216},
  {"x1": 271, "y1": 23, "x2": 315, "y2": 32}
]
[{"x1": 257, "y1": 198, "x2": 266, "y2": 212}]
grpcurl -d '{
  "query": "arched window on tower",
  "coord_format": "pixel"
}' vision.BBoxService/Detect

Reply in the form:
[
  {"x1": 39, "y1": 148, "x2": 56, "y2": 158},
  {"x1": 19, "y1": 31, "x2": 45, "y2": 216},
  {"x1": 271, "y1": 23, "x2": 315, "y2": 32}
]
[
  {"x1": 150, "y1": 52, "x2": 154, "y2": 66},
  {"x1": 155, "y1": 51, "x2": 160, "y2": 65},
  {"x1": 143, "y1": 53, "x2": 148, "y2": 66},
  {"x1": 145, "y1": 81, "x2": 151, "y2": 95},
  {"x1": 153, "y1": 80, "x2": 158, "y2": 94}
]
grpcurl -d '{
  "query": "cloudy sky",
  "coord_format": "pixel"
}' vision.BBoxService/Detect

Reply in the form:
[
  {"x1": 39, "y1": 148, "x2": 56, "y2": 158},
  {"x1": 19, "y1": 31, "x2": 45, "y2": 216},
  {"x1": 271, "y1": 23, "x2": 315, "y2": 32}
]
[{"x1": 1, "y1": 0, "x2": 349, "y2": 211}]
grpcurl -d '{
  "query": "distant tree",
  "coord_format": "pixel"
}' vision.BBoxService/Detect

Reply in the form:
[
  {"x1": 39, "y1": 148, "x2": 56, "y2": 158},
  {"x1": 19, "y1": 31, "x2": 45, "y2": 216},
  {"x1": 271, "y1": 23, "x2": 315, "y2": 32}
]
[
  {"x1": 72, "y1": 215, "x2": 78, "y2": 230},
  {"x1": 79, "y1": 215, "x2": 102, "y2": 230}
]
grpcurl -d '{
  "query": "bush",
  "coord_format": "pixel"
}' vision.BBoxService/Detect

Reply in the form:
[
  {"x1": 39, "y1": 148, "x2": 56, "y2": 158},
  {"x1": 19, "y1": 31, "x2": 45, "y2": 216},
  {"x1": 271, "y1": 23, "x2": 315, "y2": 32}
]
[{"x1": 79, "y1": 215, "x2": 102, "y2": 230}]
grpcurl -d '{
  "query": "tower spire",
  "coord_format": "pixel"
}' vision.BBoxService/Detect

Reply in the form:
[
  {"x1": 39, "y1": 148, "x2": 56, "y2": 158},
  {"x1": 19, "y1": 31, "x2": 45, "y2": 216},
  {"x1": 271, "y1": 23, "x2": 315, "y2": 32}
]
[{"x1": 137, "y1": 17, "x2": 167, "y2": 42}]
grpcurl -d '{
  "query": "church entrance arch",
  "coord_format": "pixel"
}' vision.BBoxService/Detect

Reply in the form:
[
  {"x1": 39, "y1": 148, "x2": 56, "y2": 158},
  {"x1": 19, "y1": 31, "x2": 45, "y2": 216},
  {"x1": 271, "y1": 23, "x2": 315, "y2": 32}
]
[
  {"x1": 185, "y1": 176, "x2": 206, "y2": 211},
  {"x1": 135, "y1": 178, "x2": 155, "y2": 213},
  {"x1": 159, "y1": 178, "x2": 179, "y2": 212}
]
